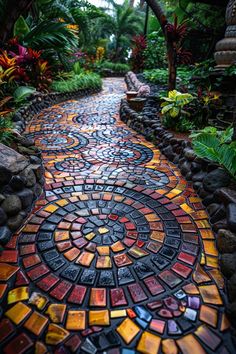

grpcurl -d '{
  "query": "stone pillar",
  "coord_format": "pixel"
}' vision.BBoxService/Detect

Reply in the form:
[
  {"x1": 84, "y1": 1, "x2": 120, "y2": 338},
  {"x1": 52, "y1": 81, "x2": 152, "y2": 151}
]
[{"x1": 214, "y1": 0, "x2": 236, "y2": 67}]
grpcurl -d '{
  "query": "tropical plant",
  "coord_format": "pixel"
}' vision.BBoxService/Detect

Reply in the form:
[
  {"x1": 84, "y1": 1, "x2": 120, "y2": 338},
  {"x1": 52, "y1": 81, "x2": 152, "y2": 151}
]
[
  {"x1": 161, "y1": 90, "x2": 194, "y2": 117},
  {"x1": 105, "y1": 0, "x2": 143, "y2": 61},
  {"x1": 0, "y1": 114, "x2": 13, "y2": 145},
  {"x1": 13, "y1": 86, "x2": 36, "y2": 105},
  {"x1": 190, "y1": 127, "x2": 236, "y2": 180},
  {"x1": 160, "y1": 89, "x2": 194, "y2": 132},
  {"x1": 131, "y1": 35, "x2": 147, "y2": 72}
]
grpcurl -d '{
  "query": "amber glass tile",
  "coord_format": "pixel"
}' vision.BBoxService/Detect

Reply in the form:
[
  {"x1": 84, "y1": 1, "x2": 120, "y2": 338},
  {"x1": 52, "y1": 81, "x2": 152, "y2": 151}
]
[
  {"x1": 137, "y1": 331, "x2": 161, "y2": 354},
  {"x1": 110, "y1": 310, "x2": 127, "y2": 318},
  {"x1": 193, "y1": 264, "x2": 211, "y2": 284},
  {"x1": 0, "y1": 263, "x2": 19, "y2": 281},
  {"x1": 7, "y1": 286, "x2": 29, "y2": 304},
  {"x1": 66, "y1": 310, "x2": 86, "y2": 330},
  {"x1": 199, "y1": 285, "x2": 223, "y2": 305},
  {"x1": 45, "y1": 304, "x2": 66, "y2": 323},
  {"x1": 199, "y1": 305, "x2": 218, "y2": 328},
  {"x1": 24, "y1": 312, "x2": 48, "y2": 335},
  {"x1": 54, "y1": 231, "x2": 70, "y2": 241},
  {"x1": 96, "y1": 256, "x2": 112, "y2": 269},
  {"x1": 46, "y1": 323, "x2": 70, "y2": 345},
  {"x1": 162, "y1": 339, "x2": 178, "y2": 354},
  {"x1": 177, "y1": 334, "x2": 206, "y2": 354},
  {"x1": 64, "y1": 248, "x2": 80, "y2": 261},
  {"x1": 89, "y1": 310, "x2": 110, "y2": 326},
  {"x1": 97, "y1": 246, "x2": 110, "y2": 256},
  {"x1": 5, "y1": 302, "x2": 31, "y2": 325},
  {"x1": 111, "y1": 241, "x2": 125, "y2": 252},
  {"x1": 76, "y1": 252, "x2": 95, "y2": 266},
  {"x1": 203, "y1": 240, "x2": 218, "y2": 256},
  {"x1": 35, "y1": 341, "x2": 47, "y2": 354},
  {"x1": 220, "y1": 313, "x2": 231, "y2": 332},
  {"x1": 116, "y1": 318, "x2": 140, "y2": 344}
]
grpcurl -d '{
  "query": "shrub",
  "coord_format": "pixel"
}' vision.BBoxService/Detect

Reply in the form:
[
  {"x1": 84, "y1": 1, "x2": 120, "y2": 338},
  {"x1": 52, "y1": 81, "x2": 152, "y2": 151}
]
[
  {"x1": 51, "y1": 72, "x2": 102, "y2": 93},
  {"x1": 0, "y1": 115, "x2": 13, "y2": 146}
]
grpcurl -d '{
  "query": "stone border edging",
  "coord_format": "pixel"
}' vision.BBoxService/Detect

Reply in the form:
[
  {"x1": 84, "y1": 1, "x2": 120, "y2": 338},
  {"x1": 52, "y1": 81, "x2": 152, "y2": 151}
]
[{"x1": 121, "y1": 73, "x2": 236, "y2": 329}]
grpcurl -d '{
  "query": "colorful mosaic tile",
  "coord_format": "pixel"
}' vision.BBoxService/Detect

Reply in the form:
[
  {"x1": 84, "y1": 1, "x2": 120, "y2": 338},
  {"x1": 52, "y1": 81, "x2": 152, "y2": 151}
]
[{"x1": 0, "y1": 78, "x2": 234, "y2": 353}]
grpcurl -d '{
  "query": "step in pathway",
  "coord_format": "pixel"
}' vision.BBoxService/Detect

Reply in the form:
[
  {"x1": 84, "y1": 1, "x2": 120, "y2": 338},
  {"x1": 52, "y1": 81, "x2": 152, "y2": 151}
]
[{"x1": 0, "y1": 78, "x2": 234, "y2": 353}]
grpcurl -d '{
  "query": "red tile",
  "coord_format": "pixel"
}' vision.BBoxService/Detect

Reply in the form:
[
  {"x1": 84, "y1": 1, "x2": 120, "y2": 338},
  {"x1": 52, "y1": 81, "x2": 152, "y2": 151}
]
[
  {"x1": 36, "y1": 273, "x2": 60, "y2": 291},
  {"x1": 0, "y1": 250, "x2": 18, "y2": 263},
  {"x1": 172, "y1": 262, "x2": 192, "y2": 279},
  {"x1": 3, "y1": 333, "x2": 33, "y2": 354},
  {"x1": 144, "y1": 276, "x2": 165, "y2": 296},
  {"x1": 27, "y1": 264, "x2": 50, "y2": 280},
  {"x1": 128, "y1": 283, "x2": 147, "y2": 303},
  {"x1": 0, "y1": 318, "x2": 14, "y2": 343},
  {"x1": 68, "y1": 285, "x2": 87, "y2": 304},
  {"x1": 50, "y1": 280, "x2": 72, "y2": 300},
  {"x1": 110, "y1": 288, "x2": 127, "y2": 307},
  {"x1": 15, "y1": 270, "x2": 29, "y2": 286},
  {"x1": 23, "y1": 254, "x2": 41, "y2": 268}
]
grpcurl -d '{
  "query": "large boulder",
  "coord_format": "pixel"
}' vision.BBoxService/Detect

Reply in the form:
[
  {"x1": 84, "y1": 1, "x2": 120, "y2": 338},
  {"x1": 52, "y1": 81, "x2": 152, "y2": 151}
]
[{"x1": 0, "y1": 143, "x2": 29, "y2": 175}]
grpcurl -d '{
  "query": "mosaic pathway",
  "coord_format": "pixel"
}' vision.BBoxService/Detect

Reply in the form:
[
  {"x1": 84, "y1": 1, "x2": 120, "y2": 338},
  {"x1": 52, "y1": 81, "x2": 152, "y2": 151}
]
[{"x1": 0, "y1": 78, "x2": 234, "y2": 353}]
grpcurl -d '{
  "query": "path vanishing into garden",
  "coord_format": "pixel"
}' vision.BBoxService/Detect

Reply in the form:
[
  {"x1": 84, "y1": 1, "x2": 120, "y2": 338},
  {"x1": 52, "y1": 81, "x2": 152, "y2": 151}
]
[{"x1": 0, "y1": 78, "x2": 235, "y2": 353}]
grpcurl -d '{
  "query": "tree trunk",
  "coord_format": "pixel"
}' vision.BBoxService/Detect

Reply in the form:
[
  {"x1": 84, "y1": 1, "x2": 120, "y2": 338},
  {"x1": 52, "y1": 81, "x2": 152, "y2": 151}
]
[
  {"x1": 145, "y1": 0, "x2": 176, "y2": 90},
  {"x1": 0, "y1": 0, "x2": 34, "y2": 44}
]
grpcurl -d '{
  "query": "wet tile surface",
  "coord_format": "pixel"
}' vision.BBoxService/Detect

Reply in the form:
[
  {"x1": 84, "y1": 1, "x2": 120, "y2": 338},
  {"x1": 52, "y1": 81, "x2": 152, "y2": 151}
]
[{"x1": 0, "y1": 78, "x2": 234, "y2": 353}]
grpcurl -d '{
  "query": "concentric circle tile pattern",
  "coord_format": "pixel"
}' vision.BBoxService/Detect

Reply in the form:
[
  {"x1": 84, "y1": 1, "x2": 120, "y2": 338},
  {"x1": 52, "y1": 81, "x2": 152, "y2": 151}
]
[{"x1": 0, "y1": 78, "x2": 234, "y2": 354}]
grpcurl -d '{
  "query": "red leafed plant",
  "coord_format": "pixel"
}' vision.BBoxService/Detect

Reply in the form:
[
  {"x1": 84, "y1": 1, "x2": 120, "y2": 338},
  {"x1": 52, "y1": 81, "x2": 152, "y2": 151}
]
[
  {"x1": 131, "y1": 35, "x2": 147, "y2": 72},
  {"x1": 165, "y1": 15, "x2": 188, "y2": 43}
]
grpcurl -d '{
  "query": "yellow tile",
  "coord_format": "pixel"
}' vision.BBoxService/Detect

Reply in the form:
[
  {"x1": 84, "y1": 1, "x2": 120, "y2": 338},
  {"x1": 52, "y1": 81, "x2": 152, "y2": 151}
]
[
  {"x1": 56, "y1": 199, "x2": 69, "y2": 207},
  {"x1": 46, "y1": 323, "x2": 69, "y2": 345},
  {"x1": 66, "y1": 310, "x2": 86, "y2": 330},
  {"x1": 206, "y1": 256, "x2": 219, "y2": 268},
  {"x1": 137, "y1": 331, "x2": 161, "y2": 354},
  {"x1": 24, "y1": 312, "x2": 48, "y2": 335},
  {"x1": 111, "y1": 310, "x2": 127, "y2": 318},
  {"x1": 180, "y1": 203, "x2": 194, "y2": 214},
  {"x1": 89, "y1": 310, "x2": 110, "y2": 326},
  {"x1": 44, "y1": 204, "x2": 59, "y2": 213},
  {"x1": 98, "y1": 227, "x2": 109, "y2": 234},
  {"x1": 5, "y1": 302, "x2": 31, "y2": 324},
  {"x1": 85, "y1": 232, "x2": 96, "y2": 241},
  {"x1": 116, "y1": 318, "x2": 140, "y2": 344},
  {"x1": 54, "y1": 231, "x2": 70, "y2": 241},
  {"x1": 7, "y1": 286, "x2": 29, "y2": 304}
]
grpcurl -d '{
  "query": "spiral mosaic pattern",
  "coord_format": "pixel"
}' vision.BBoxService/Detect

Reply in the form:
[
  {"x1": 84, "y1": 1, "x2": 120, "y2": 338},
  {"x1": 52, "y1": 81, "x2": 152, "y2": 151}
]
[{"x1": 0, "y1": 78, "x2": 234, "y2": 354}]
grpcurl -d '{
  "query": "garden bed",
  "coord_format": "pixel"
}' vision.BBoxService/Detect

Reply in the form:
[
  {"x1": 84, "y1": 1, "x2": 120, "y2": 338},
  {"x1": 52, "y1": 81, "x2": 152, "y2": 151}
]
[{"x1": 122, "y1": 71, "x2": 236, "y2": 329}]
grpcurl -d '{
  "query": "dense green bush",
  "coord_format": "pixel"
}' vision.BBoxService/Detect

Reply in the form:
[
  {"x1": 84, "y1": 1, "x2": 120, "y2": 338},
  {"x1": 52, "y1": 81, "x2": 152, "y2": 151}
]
[
  {"x1": 98, "y1": 61, "x2": 130, "y2": 74},
  {"x1": 143, "y1": 33, "x2": 166, "y2": 70},
  {"x1": 0, "y1": 115, "x2": 13, "y2": 146},
  {"x1": 143, "y1": 67, "x2": 193, "y2": 87},
  {"x1": 51, "y1": 72, "x2": 102, "y2": 93}
]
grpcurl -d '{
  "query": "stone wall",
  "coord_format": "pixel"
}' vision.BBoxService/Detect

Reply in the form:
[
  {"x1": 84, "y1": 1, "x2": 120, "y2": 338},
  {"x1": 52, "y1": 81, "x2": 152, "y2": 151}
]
[{"x1": 122, "y1": 72, "x2": 236, "y2": 327}]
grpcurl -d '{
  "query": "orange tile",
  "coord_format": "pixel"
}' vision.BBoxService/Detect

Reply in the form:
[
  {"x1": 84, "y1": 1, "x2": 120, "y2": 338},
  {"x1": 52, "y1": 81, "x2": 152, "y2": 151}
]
[
  {"x1": 203, "y1": 240, "x2": 218, "y2": 256},
  {"x1": 89, "y1": 310, "x2": 110, "y2": 326},
  {"x1": 162, "y1": 339, "x2": 178, "y2": 354},
  {"x1": 199, "y1": 305, "x2": 218, "y2": 328},
  {"x1": 90, "y1": 288, "x2": 106, "y2": 307},
  {"x1": 97, "y1": 246, "x2": 110, "y2": 256},
  {"x1": 177, "y1": 334, "x2": 206, "y2": 354},
  {"x1": 66, "y1": 310, "x2": 86, "y2": 330},
  {"x1": 116, "y1": 318, "x2": 140, "y2": 344},
  {"x1": 96, "y1": 256, "x2": 112, "y2": 269},
  {"x1": 24, "y1": 312, "x2": 48, "y2": 335},
  {"x1": 76, "y1": 252, "x2": 94, "y2": 267},
  {"x1": 199, "y1": 285, "x2": 223, "y2": 305}
]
